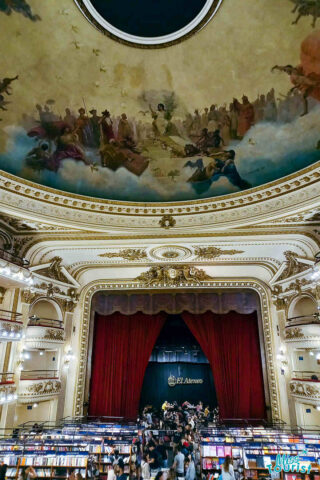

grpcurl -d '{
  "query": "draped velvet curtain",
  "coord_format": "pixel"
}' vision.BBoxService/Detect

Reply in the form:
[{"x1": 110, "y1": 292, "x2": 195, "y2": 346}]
[
  {"x1": 182, "y1": 311, "x2": 266, "y2": 420},
  {"x1": 89, "y1": 312, "x2": 166, "y2": 419}
]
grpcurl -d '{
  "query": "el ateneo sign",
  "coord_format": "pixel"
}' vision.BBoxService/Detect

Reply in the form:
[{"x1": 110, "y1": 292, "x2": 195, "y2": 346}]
[{"x1": 168, "y1": 375, "x2": 204, "y2": 387}]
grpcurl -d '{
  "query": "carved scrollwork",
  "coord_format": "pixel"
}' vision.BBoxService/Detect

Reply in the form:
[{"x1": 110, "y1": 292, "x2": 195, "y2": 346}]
[
  {"x1": 26, "y1": 380, "x2": 61, "y2": 396},
  {"x1": 194, "y1": 246, "x2": 244, "y2": 259},
  {"x1": 43, "y1": 328, "x2": 64, "y2": 341},
  {"x1": 135, "y1": 264, "x2": 213, "y2": 286},
  {"x1": 99, "y1": 248, "x2": 147, "y2": 261},
  {"x1": 285, "y1": 327, "x2": 304, "y2": 339},
  {"x1": 290, "y1": 381, "x2": 320, "y2": 398}
]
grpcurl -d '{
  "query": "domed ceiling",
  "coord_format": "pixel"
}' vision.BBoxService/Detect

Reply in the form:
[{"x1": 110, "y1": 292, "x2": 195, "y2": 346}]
[{"x1": 0, "y1": 0, "x2": 320, "y2": 202}]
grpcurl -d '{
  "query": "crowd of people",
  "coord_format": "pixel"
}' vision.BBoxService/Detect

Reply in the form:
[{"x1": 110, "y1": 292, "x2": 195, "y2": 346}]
[
  {"x1": 86, "y1": 397, "x2": 234, "y2": 480},
  {"x1": 141, "y1": 401, "x2": 219, "y2": 430}
]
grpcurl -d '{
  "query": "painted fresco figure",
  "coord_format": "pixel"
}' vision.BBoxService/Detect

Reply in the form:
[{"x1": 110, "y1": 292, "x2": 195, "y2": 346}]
[
  {"x1": 75, "y1": 108, "x2": 91, "y2": 146},
  {"x1": 149, "y1": 103, "x2": 168, "y2": 136},
  {"x1": 184, "y1": 150, "x2": 251, "y2": 194},
  {"x1": 48, "y1": 126, "x2": 89, "y2": 171},
  {"x1": 233, "y1": 96, "x2": 255, "y2": 138}
]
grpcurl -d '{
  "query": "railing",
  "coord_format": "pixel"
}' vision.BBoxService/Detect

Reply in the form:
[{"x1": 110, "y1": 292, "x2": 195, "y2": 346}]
[
  {"x1": 27, "y1": 316, "x2": 63, "y2": 329},
  {"x1": 0, "y1": 372, "x2": 14, "y2": 384},
  {"x1": 292, "y1": 370, "x2": 320, "y2": 381},
  {"x1": 0, "y1": 309, "x2": 23, "y2": 324},
  {"x1": 0, "y1": 248, "x2": 29, "y2": 267},
  {"x1": 20, "y1": 370, "x2": 59, "y2": 380},
  {"x1": 286, "y1": 313, "x2": 320, "y2": 328}
]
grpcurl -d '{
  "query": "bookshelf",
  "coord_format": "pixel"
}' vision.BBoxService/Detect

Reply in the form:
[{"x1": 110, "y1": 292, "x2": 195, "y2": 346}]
[{"x1": 200, "y1": 428, "x2": 320, "y2": 480}]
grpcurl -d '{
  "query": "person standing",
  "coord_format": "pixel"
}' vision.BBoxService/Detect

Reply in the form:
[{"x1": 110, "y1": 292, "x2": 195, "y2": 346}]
[
  {"x1": 173, "y1": 446, "x2": 185, "y2": 479},
  {"x1": 221, "y1": 456, "x2": 235, "y2": 480},
  {"x1": 141, "y1": 456, "x2": 150, "y2": 480},
  {"x1": 0, "y1": 462, "x2": 7, "y2": 480},
  {"x1": 185, "y1": 458, "x2": 196, "y2": 480}
]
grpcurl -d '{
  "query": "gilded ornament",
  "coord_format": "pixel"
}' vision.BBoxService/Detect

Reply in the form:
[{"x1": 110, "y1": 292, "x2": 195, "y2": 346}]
[
  {"x1": 43, "y1": 328, "x2": 64, "y2": 341},
  {"x1": 159, "y1": 215, "x2": 176, "y2": 229},
  {"x1": 194, "y1": 246, "x2": 244, "y2": 260},
  {"x1": 285, "y1": 327, "x2": 304, "y2": 339},
  {"x1": 278, "y1": 251, "x2": 311, "y2": 281},
  {"x1": 99, "y1": 249, "x2": 147, "y2": 261},
  {"x1": 135, "y1": 264, "x2": 213, "y2": 286}
]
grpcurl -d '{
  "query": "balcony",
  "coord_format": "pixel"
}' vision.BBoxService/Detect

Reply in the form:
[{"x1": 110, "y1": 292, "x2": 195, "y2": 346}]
[
  {"x1": 290, "y1": 371, "x2": 320, "y2": 405},
  {"x1": 0, "y1": 372, "x2": 17, "y2": 404},
  {"x1": 0, "y1": 249, "x2": 32, "y2": 288},
  {"x1": 0, "y1": 309, "x2": 24, "y2": 341},
  {"x1": 18, "y1": 370, "x2": 61, "y2": 403},
  {"x1": 0, "y1": 249, "x2": 29, "y2": 268},
  {"x1": 25, "y1": 316, "x2": 65, "y2": 349},
  {"x1": 285, "y1": 314, "x2": 320, "y2": 348}
]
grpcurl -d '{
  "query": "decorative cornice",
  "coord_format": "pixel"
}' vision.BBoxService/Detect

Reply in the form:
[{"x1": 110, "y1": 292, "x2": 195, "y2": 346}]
[{"x1": 0, "y1": 163, "x2": 319, "y2": 232}]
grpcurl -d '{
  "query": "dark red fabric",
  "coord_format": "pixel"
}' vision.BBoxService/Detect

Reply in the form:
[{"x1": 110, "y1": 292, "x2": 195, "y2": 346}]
[
  {"x1": 182, "y1": 311, "x2": 266, "y2": 420},
  {"x1": 89, "y1": 312, "x2": 166, "y2": 419}
]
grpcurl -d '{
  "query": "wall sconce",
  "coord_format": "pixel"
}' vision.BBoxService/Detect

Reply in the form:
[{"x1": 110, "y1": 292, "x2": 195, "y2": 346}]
[
  {"x1": 277, "y1": 347, "x2": 288, "y2": 369},
  {"x1": 64, "y1": 346, "x2": 75, "y2": 369}
]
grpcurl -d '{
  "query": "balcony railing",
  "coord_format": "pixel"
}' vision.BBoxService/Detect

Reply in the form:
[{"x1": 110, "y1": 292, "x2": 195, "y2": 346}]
[
  {"x1": 292, "y1": 371, "x2": 320, "y2": 381},
  {"x1": 0, "y1": 372, "x2": 14, "y2": 384},
  {"x1": 28, "y1": 316, "x2": 63, "y2": 329},
  {"x1": 286, "y1": 313, "x2": 320, "y2": 328},
  {"x1": 0, "y1": 248, "x2": 29, "y2": 267},
  {"x1": 20, "y1": 370, "x2": 59, "y2": 381},
  {"x1": 0, "y1": 309, "x2": 23, "y2": 324}
]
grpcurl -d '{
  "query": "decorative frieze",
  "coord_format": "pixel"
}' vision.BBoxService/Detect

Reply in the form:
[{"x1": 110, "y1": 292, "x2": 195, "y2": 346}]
[{"x1": 18, "y1": 379, "x2": 61, "y2": 403}]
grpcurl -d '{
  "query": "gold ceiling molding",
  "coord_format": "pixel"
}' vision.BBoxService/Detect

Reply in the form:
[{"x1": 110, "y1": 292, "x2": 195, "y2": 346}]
[
  {"x1": 135, "y1": 265, "x2": 214, "y2": 286},
  {"x1": 67, "y1": 259, "x2": 278, "y2": 281},
  {"x1": 99, "y1": 248, "x2": 147, "y2": 261},
  {"x1": 9, "y1": 231, "x2": 320, "y2": 263},
  {"x1": 194, "y1": 246, "x2": 244, "y2": 259},
  {"x1": 0, "y1": 164, "x2": 319, "y2": 232},
  {"x1": 73, "y1": 278, "x2": 280, "y2": 422}
]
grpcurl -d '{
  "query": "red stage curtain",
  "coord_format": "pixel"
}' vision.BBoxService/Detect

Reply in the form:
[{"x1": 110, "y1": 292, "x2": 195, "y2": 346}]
[
  {"x1": 89, "y1": 312, "x2": 166, "y2": 419},
  {"x1": 182, "y1": 311, "x2": 266, "y2": 420}
]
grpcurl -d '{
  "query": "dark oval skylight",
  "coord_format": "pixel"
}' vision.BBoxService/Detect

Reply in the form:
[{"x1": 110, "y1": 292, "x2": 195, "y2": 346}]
[{"x1": 75, "y1": 0, "x2": 223, "y2": 47}]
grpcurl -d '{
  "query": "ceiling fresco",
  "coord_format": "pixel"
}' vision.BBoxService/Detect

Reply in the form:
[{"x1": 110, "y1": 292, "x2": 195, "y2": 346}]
[{"x1": 0, "y1": 0, "x2": 320, "y2": 202}]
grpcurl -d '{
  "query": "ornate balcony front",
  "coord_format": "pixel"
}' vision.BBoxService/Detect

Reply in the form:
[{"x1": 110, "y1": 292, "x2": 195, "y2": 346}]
[
  {"x1": 25, "y1": 316, "x2": 65, "y2": 349},
  {"x1": 0, "y1": 309, "x2": 24, "y2": 341},
  {"x1": 290, "y1": 371, "x2": 320, "y2": 405},
  {"x1": 0, "y1": 373, "x2": 17, "y2": 404},
  {"x1": 0, "y1": 249, "x2": 33, "y2": 288},
  {"x1": 18, "y1": 370, "x2": 61, "y2": 403},
  {"x1": 285, "y1": 314, "x2": 320, "y2": 348}
]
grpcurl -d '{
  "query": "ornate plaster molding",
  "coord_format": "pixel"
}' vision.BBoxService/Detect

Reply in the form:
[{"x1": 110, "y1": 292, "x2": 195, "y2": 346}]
[
  {"x1": 290, "y1": 380, "x2": 320, "y2": 403},
  {"x1": 18, "y1": 378, "x2": 62, "y2": 403},
  {"x1": 73, "y1": 278, "x2": 280, "y2": 422},
  {"x1": 0, "y1": 164, "x2": 319, "y2": 232}
]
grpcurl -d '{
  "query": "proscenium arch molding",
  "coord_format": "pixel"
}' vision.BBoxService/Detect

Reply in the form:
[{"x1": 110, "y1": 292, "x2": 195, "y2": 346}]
[{"x1": 73, "y1": 279, "x2": 281, "y2": 421}]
